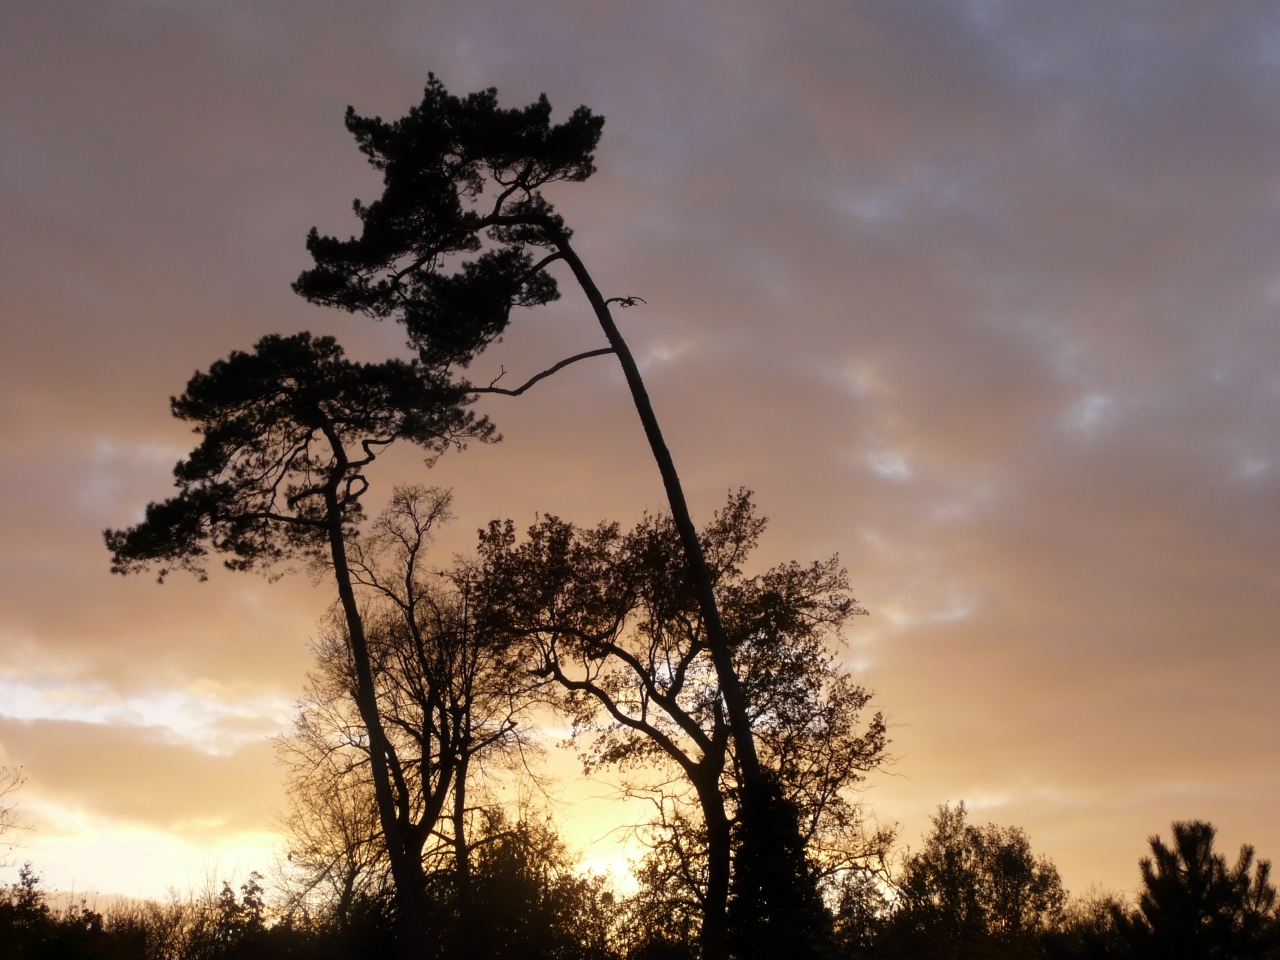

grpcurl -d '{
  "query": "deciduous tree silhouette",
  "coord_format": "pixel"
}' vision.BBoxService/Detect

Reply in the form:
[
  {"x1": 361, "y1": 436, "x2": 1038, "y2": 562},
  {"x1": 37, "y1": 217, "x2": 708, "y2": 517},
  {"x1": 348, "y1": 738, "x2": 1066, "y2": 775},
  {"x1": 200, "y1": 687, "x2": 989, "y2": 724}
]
[
  {"x1": 473, "y1": 491, "x2": 886, "y2": 959},
  {"x1": 104, "y1": 332, "x2": 490, "y2": 956},
  {"x1": 876, "y1": 802, "x2": 1066, "y2": 960},
  {"x1": 351, "y1": 488, "x2": 544, "y2": 923},
  {"x1": 292, "y1": 80, "x2": 801, "y2": 943},
  {"x1": 277, "y1": 755, "x2": 389, "y2": 931},
  {"x1": 281, "y1": 485, "x2": 544, "y2": 958},
  {"x1": 0, "y1": 767, "x2": 23, "y2": 866},
  {"x1": 460, "y1": 809, "x2": 619, "y2": 960}
]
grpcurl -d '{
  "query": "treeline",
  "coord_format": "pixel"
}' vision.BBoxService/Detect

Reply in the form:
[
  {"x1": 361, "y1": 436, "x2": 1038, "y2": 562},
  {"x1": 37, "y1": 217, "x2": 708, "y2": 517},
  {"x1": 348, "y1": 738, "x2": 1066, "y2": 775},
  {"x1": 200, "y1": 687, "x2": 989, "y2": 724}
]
[{"x1": 4, "y1": 808, "x2": 1278, "y2": 959}]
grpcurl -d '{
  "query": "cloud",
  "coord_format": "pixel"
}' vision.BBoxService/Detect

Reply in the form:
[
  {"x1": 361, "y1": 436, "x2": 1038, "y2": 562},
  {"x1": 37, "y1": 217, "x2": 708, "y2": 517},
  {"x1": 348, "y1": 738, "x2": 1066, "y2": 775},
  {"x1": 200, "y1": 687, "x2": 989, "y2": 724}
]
[
  {"x1": 0, "y1": 670, "x2": 290, "y2": 755},
  {"x1": 0, "y1": 716, "x2": 282, "y2": 838},
  {"x1": 1, "y1": 0, "x2": 1279, "y2": 896}
]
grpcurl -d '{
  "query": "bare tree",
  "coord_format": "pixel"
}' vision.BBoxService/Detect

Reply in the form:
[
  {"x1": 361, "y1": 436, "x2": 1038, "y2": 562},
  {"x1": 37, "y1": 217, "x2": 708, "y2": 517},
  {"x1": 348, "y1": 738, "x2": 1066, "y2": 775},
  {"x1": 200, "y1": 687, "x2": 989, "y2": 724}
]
[
  {"x1": 277, "y1": 684, "x2": 390, "y2": 927},
  {"x1": 279, "y1": 485, "x2": 543, "y2": 952},
  {"x1": 349, "y1": 487, "x2": 542, "y2": 905},
  {"x1": 0, "y1": 766, "x2": 25, "y2": 865}
]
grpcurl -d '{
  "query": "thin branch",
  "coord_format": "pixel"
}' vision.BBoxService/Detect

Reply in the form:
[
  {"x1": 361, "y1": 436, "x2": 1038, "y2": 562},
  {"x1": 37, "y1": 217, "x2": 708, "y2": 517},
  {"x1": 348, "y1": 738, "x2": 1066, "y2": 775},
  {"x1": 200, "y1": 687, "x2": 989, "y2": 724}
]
[
  {"x1": 521, "y1": 251, "x2": 565, "y2": 283},
  {"x1": 354, "y1": 435, "x2": 397, "y2": 469},
  {"x1": 469, "y1": 347, "x2": 615, "y2": 397}
]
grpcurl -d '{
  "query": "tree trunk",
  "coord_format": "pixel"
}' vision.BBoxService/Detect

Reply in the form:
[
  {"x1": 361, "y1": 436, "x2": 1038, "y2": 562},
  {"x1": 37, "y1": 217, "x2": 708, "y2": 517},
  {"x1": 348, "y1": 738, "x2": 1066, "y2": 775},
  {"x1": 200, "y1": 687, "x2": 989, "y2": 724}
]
[
  {"x1": 552, "y1": 237, "x2": 764, "y2": 794},
  {"x1": 325, "y1": 506, "x2": 429, "y2": 958},
  {"x1": 551, "y1": 236, "x2": 825, "y2": 953},
  {"x1": 696, "y1": 775, "x2": 733, "y2": 960},
  {"x1": 452, "y1": 751, "x2": 471, "y2": 958}
]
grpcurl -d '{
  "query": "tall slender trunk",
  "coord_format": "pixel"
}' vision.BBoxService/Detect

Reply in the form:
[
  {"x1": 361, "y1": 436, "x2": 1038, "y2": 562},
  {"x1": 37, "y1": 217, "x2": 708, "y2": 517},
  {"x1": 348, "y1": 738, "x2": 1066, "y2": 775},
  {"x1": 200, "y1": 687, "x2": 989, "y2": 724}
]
[
  {"x1": 324, "y1": 502, "x2": 429, "y2": 958},
  {"x1": 549, "y1": 235, "x2": 829, "y2": 953},
  {"x1": 551, "y1": 236, "x2": 764, "y2": 794}
]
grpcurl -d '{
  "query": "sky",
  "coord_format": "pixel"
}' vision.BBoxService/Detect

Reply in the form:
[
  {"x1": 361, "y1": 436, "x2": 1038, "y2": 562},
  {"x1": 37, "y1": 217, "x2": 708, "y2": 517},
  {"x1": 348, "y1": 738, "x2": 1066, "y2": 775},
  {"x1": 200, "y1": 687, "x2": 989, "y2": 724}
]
[{"x1": 2, "y1": 0, "x2": 1279, "y2": 900}]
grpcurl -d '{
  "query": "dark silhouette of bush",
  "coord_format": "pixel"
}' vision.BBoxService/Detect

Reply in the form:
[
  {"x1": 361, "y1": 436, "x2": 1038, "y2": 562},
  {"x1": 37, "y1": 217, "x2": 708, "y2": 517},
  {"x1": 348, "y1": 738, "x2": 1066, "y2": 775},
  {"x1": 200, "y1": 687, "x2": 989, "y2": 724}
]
[
  {"x1": 726, "y1": 774, "x2": 832, "y2": 960},
  {"x1": 9, "y1": 813, "x2": 1280, "y2": 959},
  {"x1": 1041, "y1": 891, "x2": 1133, "y2": 960},
  {"x1": 848, "y1": 803, "x2": 1065, "y2": 960},
  {"x1": 1045, "y1": 821, "x2": 1280, "y2": 960},
  {"x1": 0, "y1": 865, "x2": 385, "y2": 960},
  {"x1": 455, "y1": 812, "x2": 618, "y2": 960}
]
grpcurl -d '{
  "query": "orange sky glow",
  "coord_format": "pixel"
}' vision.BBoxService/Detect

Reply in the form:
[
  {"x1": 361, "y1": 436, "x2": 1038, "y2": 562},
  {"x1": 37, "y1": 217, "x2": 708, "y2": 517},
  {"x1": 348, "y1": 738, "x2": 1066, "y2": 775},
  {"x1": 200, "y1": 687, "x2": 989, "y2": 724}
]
[{"x1": 1, "y1": 1, "x2": 1278, "y2": 901}]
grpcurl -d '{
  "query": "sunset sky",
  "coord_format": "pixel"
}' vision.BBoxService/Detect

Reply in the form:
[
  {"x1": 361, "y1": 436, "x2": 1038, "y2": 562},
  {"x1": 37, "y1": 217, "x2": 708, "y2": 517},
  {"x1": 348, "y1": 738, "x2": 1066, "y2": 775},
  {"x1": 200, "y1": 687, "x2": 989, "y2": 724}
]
[{"x1": 2, "y1": 1, "x2": 1279, "y2": 900}]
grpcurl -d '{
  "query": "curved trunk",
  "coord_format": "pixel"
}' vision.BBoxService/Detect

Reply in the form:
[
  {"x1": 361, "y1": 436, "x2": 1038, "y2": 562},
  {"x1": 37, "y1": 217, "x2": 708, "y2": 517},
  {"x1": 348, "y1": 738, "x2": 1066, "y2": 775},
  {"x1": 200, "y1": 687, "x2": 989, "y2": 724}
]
[
  {"x1": 552, "y1": 237, "x2": 764, "y2": 794},
  {"x1": 548, "y1": 235, "x2": 832, "y2": 953}
]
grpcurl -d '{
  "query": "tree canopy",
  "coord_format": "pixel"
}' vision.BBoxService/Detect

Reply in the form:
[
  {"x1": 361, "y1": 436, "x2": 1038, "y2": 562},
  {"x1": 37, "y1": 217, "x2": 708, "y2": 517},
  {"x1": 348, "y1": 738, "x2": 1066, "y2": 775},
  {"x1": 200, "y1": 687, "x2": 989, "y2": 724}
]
[
  {"x1": 293, "y1": 76, "x2": 604, "y2": 375},
  {"x1": 1116, "y1": 821, "x2": 1280, "y2": 960},
  {"x1": 473, "y1": 491, "x2": 887, "y2": 960},
  {"x1": 876, "y1": 802, "x2": 1066, "y2": 959},
  {"x1": 105, "y1": 331, "x2": 489, "y2": 581}
]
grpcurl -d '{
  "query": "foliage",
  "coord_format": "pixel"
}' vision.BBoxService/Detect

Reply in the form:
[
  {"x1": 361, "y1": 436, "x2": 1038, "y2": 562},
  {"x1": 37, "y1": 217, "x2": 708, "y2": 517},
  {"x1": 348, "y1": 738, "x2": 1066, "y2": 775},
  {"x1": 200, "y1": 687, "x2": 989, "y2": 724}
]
[
  {"x1": 293, "y1": 75, "x2": 602, "y2": 375},
  {"x1": 0, "y1": 867, "x2": 330, "y2": 960},
  {"x1": 281, "y1": 806, "x2": 623, "y2": 960},
  {"x1": 103, "y1": 333, "x2": 495, "y2": 953},
  {"x1": 871, "y1": 802, "x2": 1066, "y2": 960},
  {"x1": 104, "y1": 332, "x2": 488, "y2": 582},
  {"x1": 1113, "y1": 820, "x2": 1280, "y2": 960},
  {"x1": 459, "y1": 811, "x2": 619, "y2": 960},
  {"x1": 277, "y1": 486, "x2": 544, "y2": 938},
  {"x1": 1044, "y1": 822, "x2": 1280, "y2": 960},
  {"x1": 1040, "y1": 890, "x2": 1134, "y2": 960},
  {"x1": 293, "y1": 75, "x2": 829, "y2": 959},
  {"x1": 96, "y1": 73, "x2": 1280, "y2": 960},
  {"x1": 10, "y1": 803, "x2": 1280, "y2": 960},
  {"x1": 475, "y1": 491, "x2": 888, "y2": 959},
  {"x1": 726, "y1": 774, "x2": 833, "y2": 960}
]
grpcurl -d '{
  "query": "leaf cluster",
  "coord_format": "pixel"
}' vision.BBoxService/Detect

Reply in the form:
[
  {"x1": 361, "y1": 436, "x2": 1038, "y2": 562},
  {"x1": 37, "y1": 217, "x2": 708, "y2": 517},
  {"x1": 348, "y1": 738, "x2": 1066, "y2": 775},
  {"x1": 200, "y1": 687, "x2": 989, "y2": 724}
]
[
  {"x1": 475, "y1": 491, "x2": 889, "y2": 954},
  {"x1": 475, "y1": 492, "x2": 863, "y2": 778},
  {"x1": 876, "y1": 802, "x2": 1067, "y2": 958}
]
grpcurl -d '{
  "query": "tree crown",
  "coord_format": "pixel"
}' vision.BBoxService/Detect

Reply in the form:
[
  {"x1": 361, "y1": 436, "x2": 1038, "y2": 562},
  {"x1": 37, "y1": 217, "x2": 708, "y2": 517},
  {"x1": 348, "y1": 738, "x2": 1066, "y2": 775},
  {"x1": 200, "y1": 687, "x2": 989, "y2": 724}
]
[
  {"x1": 105, "y1": 331, "x2": 491, "y2": 582},
  {"x1": 294, "y1": 76, "x2": 605, "y2": 373}
]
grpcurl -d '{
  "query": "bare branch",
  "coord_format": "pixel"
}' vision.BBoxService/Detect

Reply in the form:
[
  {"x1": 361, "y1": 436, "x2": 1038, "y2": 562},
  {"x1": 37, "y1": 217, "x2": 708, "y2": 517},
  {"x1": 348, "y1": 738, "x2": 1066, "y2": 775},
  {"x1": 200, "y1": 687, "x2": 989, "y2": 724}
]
[
  {"x1": 522, "y1": 251, "x2": 565, "y2": 282},
  {"x1": 469, "y1": 347, "x2": 615, "y2": 397}
]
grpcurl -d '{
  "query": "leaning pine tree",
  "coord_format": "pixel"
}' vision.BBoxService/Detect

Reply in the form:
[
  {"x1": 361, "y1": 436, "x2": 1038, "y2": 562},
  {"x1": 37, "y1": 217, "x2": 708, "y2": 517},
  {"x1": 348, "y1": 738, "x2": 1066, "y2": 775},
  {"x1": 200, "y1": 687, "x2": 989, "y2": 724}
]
[{"x1": 293, "y1": 77, "x2": 824, "y2": 959}]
